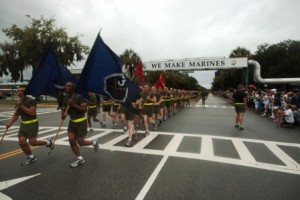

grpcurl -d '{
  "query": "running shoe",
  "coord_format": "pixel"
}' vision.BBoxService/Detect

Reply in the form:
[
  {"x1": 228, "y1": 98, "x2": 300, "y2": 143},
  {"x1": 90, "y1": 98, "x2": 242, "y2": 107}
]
[
  {"x1": 234, "y1": 124, "x2": 239, "y2": 128},
  {"x1": 113, "y1": 123, "x2": 118, "y2": 129},
  {"x1": 144, "y1": 131, "x2": 149, "y2": 137},
  {"x1": 125, "y1": 139, "x2": 132, "y2": 147},
  {"x1": 93, "y1": 139, "x2": 99, "y2": 152},
  {"x1": 89, "y1": 128, "x2": 93, "y2": 133},
  {"x1": 21, "y1": 156, "x2": 37, "y2": 166},
  {"x1": 239, "y1": 127, "x2": 244, "y2": 131},
  {"x1": 152, "y1": 123, "x2": 157, "y2": 131},
  {"x1": 46, "y1": 138, "x2": 53, "y2": 148},
  {"x1": 70, "y1": 159, "x2": 85, "y2": 168},
  {"x1": 158, "y1": 119, "x2": 163, "y2": 126}
]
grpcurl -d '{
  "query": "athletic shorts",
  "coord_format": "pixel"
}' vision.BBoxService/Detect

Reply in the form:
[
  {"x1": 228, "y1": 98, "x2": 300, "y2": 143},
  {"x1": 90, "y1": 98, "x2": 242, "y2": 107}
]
[
  {"x1": 235, "y1": 104, "x2": 246, "y2": 113},
  {"x1": 18, "y1": 121, "x2": 39, "y2": 139},
  {"x1": 154, "y1": 105, "x2": 160, "y2": 114},
  {"x1": 87, "y1": 107, "x2": 97, "y2": 116},
  {"x1": 102, "y1": 104, "x2": 111, "y2": 112},
  {"x1": 112, "y1": 104, "x2": 119, "y2": 112},
  {"x1": 160, "y1": 101, "x2": 166, "y2": 109},
  {"x1": 68, "y1": 120, "x2": 87, "y2": 138},
  {"x1": 125, "y1": 108, "x2": 136, "y2": 121},
  {"x1": 142, "y1": 105, "x2": 154, "y2": 117}
]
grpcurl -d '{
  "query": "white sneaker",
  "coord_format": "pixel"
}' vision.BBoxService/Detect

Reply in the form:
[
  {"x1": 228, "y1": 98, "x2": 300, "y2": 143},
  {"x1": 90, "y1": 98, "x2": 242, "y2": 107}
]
[
  {"x1": 93, "y1": 139, "x2": 99, "y2": 152},
  {"x1": 70, "y1": 159, "x2": 85, "y2": 168}
]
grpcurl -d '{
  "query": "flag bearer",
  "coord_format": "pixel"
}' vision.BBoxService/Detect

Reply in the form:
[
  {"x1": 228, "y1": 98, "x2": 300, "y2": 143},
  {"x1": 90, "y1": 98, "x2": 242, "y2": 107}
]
[
  {"x1": 6, "y1": 85, "x2": 52, "y2": 165},
  {"x1": 61, "y1": 82, "x2": 99, "y2": 168}
]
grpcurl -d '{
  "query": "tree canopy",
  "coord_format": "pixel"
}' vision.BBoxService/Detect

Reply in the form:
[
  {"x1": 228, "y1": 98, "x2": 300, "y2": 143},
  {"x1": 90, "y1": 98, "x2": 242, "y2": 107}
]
[
  {"x1": 120, "y1": 49, "x2": 141, "y2": 78},
  {"x1": 212, "y1": 47, "x2": 251, "y2": 90},
  {"x1": 212, "y1": 40, "x2": 300, "y2": 91},
  {"x1": 0, "y1": 16, "x2": 89, "y2": 82}
]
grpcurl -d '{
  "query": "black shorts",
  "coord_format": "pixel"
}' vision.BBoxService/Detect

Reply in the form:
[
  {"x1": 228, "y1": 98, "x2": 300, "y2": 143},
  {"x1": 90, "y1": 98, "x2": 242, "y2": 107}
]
[
  {"x1": 235, "y1": 104, "x2": 245, "y2": 113},
  {"x1": 125, "y1": 109, "x2": 136, "y2": 121},
  {"x1": 68, "y1": 120, "x2": 87, "y2": 138},
  {"x1": 18, "y1": 121, "x2": 39, "y2": 139}
]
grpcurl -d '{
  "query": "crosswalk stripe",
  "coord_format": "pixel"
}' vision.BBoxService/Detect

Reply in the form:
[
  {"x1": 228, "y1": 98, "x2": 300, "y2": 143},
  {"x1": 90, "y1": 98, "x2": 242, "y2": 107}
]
[
  {"x1": 85, "y1": 130, "x2": 112, "y2": 141},
  {"x1": 164, "y1": 134, "x2": 183, "y2": 154},
  {"x1": 201, "y1": 136, "x2": 214, "y2": 157},
  {"x1": 104, "y1": 134, "x2": 128, "y2": 146},
  {"x1": 232, "y1": 140, "x2": 256, "y2": 163},
  {"x1": 134, "y1": 132, "x2": 159, "y2": 149},
  {"x1": 39, "y1": 130, "x2": 68, "y2": 140},
  {"x1": 193, "y1": 104, "x2": 234, "y2": 109},
  {"x1": 265, "y1": 143, "x2": 300, "y2": 170},
  {"x1": 1, "y1": 126, "x2": 300, "y2": 175}
]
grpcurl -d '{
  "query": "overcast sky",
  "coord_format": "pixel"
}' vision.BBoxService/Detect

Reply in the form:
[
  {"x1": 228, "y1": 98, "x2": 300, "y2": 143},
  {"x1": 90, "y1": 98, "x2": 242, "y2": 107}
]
[{"x1": 1, "y1": 0, "x2": 299, "y2": 88}]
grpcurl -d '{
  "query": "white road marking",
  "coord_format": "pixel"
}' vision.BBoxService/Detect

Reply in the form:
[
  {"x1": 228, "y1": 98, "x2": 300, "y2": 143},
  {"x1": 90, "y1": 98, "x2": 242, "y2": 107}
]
[
  {"x1": 1, "y1": 126, "x2": 300, "y2": 175},
  {"x1": 164, "y1": 134, "x2": 183, "y2": 153},
  {"x1": 0, "y1": 173, "x2": 41, "y2": 200},
  {"x1": 194, "y1": 104, "x2": 234, "y2": 109},
  {"x1": 135, "y1": 155, "x2": 168, "y2": 200},
  {"x1": 201, "y1": 136, "x2": 214, "y2": 158},
  {"x1": 134, "y1": 132, "x2": 159, "y2": 149},
  {"x1": 232, "y1": 140, "x2": 256, "y2": 163},
  {"x1": 0, "y1": 108, "x2": 59, "y2": 118},
  {"x1": 265, "y1": 143, "x2": 300, "y2": 170}
]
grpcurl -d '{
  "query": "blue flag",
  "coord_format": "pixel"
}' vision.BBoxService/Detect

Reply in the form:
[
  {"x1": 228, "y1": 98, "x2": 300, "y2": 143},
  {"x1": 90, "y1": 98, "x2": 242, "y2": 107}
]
[
  {"x1": 25, "y1": 45, "x2": 77, "y2": 98},
  {"x1": 75, "y1": 34, "x2": 141, "y2": 107}
]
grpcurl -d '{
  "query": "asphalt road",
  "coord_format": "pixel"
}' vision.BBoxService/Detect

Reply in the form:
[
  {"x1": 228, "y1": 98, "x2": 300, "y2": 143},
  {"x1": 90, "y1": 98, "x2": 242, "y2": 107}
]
[{"x1": 0, "y1": 94, "x2": 300, "y2": 200}]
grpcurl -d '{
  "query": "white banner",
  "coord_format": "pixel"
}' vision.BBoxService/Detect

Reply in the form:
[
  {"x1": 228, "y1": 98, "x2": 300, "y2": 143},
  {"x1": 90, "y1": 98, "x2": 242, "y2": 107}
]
[{"x1": 143, "y1": 57, "x2": 248, "y2": 71}]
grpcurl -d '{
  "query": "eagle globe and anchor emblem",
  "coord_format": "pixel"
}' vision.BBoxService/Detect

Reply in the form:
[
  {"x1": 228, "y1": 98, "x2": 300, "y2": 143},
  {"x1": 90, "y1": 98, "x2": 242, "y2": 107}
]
[{"x1": 104, "y1": 73, "x2": 128, "y2": 103}]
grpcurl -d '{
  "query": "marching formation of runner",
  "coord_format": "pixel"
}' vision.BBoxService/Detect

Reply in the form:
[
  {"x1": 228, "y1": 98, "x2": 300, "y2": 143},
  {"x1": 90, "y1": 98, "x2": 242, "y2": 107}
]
[
  {"x1": 88, "y1": 84, "x2": 203, "y2": 147},
  {"x1": 1, "y1": 83, "x2": 205, "y2": 167}
]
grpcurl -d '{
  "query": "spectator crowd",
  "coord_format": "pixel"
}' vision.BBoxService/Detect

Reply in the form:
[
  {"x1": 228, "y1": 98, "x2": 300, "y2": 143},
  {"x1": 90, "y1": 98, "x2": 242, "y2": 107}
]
[{"x1": 213, "y1": 87, "x2": 300, "y2": 128}]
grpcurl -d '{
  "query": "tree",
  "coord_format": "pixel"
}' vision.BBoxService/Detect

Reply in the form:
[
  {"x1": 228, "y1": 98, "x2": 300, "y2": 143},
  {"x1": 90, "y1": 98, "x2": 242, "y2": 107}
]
[
  {"x1": 252, "y1": 40, "x2": 300, "y2": 90},
  {"x1": 119, "y1": 49, "x2": 141, "y2": 78},
  {"x1": 0, "y1": 16, "x2": 89, "y2": 82},
  {"x1": 212, "y1": 40, "x2": 300, "y2": 91},
  {"x1": 212, "y1": 47, "x2": 252, "y2": 90}
]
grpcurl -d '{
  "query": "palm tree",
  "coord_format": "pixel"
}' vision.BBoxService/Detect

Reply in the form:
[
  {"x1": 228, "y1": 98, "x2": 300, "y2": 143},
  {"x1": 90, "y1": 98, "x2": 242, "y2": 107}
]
[
  {"x1": 229, "y1": 47, "x2": 251, "y2": 58},
  {"x1": 229, "y1": 47, "x2": 252, "y2": 87},
  {"x1": 119, "y1": 49, "x2": 141, "y2": 78}
]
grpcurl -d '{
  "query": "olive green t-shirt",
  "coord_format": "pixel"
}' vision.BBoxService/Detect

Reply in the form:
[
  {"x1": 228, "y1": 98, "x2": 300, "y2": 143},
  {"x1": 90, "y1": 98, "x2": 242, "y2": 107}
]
[
  {"x1": 18, "y1": 97, "x2": 37, "y2": 121},
  {"x1": 63, "y1": 93, "x2": 86, "y2": 120}
]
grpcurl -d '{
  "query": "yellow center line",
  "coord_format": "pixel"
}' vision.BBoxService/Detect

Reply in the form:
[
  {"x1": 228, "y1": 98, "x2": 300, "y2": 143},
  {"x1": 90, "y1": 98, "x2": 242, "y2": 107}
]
[{"x1": 0, "y1": 146, "x2": 40, "y2": 160}]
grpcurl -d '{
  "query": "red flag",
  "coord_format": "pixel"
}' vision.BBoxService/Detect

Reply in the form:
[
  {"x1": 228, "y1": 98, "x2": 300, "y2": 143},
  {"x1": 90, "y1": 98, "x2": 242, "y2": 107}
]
[
  {"x1": 134, "y1": 60, "x2": 145, "y2": 85},
  {"x1": 154, "y1": 73, "x2": 165, "y2": 89}
]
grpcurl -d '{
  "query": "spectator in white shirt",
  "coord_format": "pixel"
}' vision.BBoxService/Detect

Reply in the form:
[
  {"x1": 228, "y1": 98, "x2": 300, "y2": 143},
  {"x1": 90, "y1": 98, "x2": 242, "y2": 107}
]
[{"x1": 280, "y1": 104, "x2": 294, "y2": 127}]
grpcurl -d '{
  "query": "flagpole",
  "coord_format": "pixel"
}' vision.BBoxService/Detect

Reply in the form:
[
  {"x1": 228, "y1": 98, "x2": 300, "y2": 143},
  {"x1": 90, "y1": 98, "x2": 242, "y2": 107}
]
[
  {"x1": 131, "y1": 74, "x2": 135, "y2": 81},
  {"x1": 0, "y1": 128, "x2": 8, "y2": 145},
  {"x1": 48, "y1": 105, "x2": 70, "y2": 156},
  {"x1": 0, "y1": 107, "x2": 18, "y2": 146}
]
